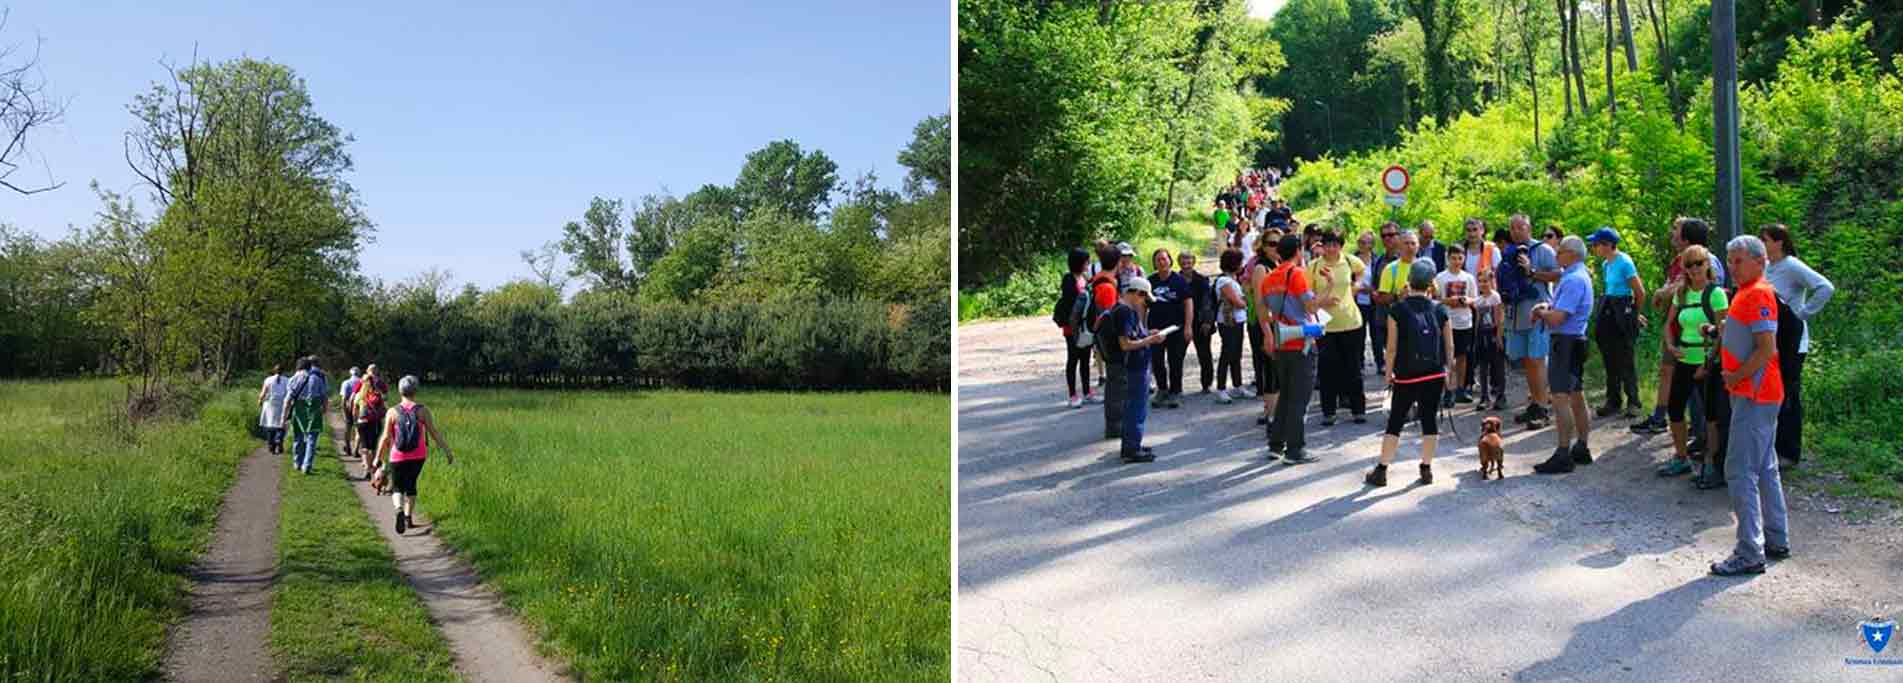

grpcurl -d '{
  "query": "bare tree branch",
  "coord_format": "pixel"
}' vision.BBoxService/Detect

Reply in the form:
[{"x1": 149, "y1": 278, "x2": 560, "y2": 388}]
[{"x1": 0, "y1": 9, "x2": 66, "y2": 195}]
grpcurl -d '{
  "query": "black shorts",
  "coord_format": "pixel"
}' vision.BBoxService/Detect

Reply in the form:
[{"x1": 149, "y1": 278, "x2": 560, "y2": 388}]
[
  {"x1": 1451, "y1": 328, "x2": 1475, "y2": 356},
  {"x1": 1386, "y1": 377, "x2": 1444, "y2": 436},
  {"x1": 1547, "y1": 334, "x2": 1589, "y2": 394},
  {"x1": 356, "y1": 421, "x2": 382, "y2": 452},
  {"x1": 390, "y1": 459, "x2": 425, "y2": 497}
]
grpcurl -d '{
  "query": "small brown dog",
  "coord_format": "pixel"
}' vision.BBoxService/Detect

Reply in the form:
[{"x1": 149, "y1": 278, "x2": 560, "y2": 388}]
[
  {"x1": 1478, "y1": 416, "x2": 1506, "y2": 480},
  {"x1": 369, "y1": 462, "x2": 390, "y2": 495}
]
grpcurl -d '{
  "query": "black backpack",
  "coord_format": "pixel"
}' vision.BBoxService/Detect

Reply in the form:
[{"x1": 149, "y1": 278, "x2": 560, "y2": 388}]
[
  {"x1": 394, "y1": 404, "x2": 423, "y2": 452},
  {"x1": 1393, "y1": 298, "x2": 1446, "y2": 379},
  {"x1": 1191, "y1": 272, "x2": 1217, "y2": 327}
]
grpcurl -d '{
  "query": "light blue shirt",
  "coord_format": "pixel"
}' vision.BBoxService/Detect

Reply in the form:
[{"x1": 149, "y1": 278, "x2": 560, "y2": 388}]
[
  {"x1": 1601, "y1": 251, "x2": 1637, "y2": 296},
  {"x1": 1551, "y1": 262, "x2": 1594, "y2": 336}
]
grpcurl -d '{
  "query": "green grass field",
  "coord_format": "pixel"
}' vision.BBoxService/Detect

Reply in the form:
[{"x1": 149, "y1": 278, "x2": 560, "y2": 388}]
[
  {"x1": 0, "y1": 379, "x2": 255, "y2": 681},
  {"x1": 270, "y1": 423, "x2": 460, "y2": 682},
  {"x1": 415, "y1": 388, "x2": 950, "y2": 681}
]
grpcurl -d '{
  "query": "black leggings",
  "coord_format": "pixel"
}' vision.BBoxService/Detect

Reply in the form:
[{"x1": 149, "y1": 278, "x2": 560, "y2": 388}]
[
  {"x1": 1386, "y1": 377, "x2": 1444, "y2": 436},
  {"x1": 1216, "y1": 323, "x2": 1244, "y2": 390},
  {"x1": 1192, "y1": 324, "x2": 1215, "y2": 391},
  {"x1": 1064, "y1": 333, "x2": 1092, "y2": 396},
  {"x1": 1150, "y1": 329, "x2": 1189, "y2": 395},
  {"x1": 1775, "y1": 352, "x2": 1805, "y2": 463},
  {"x1": 390, "y1": 459, "x2": 426, "y2": 497},
  {"x1": 1666, "y1": 360, "x2": 1703, "y2": 423}
]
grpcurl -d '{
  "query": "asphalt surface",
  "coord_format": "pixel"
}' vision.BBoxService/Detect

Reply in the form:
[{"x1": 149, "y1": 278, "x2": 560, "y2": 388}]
[
  {"x1": 162, "y1": 444, "x2": 280, "y2": 682},
  {"x1": 957, "y1": 316, "x2": 1903, "y2": 682}
]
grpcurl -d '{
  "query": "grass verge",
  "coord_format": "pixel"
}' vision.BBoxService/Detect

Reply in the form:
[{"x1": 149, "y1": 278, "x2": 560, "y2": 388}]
[
  {"x1": 419, "y1": 389, "x2": 950, "y2": 681},
  {"x1": 268, "y1": 419, "x2": 460, "y2": 682},
  {"x1": 959, "y1": 207, "x2": 1218, "y2": 322},
  {"x1": 0, "y1": 379, "x2": 255, "y2": 681}
]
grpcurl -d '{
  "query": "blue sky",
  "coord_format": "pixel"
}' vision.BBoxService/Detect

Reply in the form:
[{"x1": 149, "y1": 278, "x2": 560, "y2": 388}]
[{"x1": 2, "y1": 1, "x2": 950, "y2": 288}]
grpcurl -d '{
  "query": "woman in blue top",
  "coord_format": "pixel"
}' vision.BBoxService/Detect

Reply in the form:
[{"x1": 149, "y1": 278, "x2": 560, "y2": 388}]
[{"x1": 1589, "y1": 228, "x2": 1647, "y2": 420}]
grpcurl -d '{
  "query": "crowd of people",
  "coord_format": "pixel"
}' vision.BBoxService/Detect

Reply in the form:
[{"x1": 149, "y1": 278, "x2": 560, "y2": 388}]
[
  {"x1": 1053, "y1": 168, "x2": 1835, "y2": 576},
  {"x1": 258, "y1": 357, "x2": 455, "y2": 535}
]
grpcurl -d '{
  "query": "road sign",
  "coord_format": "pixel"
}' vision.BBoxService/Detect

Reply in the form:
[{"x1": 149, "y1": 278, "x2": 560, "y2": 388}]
[
  {"x1": 1384, "y1": 193, "x2": 1406, "y2": 207},
  {"x1": 1381, "y1": 165, "x2": 1410, "y2": 194}
]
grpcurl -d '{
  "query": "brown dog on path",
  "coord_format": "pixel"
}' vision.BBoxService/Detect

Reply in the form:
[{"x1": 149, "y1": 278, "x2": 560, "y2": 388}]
[{"x1": 1478, "y1": 416, "x2": 1505, "y2": 480}]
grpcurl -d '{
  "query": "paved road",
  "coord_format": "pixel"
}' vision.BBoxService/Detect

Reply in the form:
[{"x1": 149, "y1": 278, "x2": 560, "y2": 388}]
[{"x1": 957, "y1": 316, "x2": 1903, "y2": 682}]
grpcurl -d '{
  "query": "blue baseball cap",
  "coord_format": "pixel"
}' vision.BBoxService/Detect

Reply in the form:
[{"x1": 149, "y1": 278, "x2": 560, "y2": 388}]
[{"x1": 1587, "y1": 227, "x2": 1620, "y2": 245}]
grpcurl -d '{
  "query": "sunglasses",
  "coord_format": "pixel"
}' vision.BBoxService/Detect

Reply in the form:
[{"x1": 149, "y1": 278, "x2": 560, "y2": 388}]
[{"x1": 1381, "y1": 232, "x2": 1397, "y2": 238}]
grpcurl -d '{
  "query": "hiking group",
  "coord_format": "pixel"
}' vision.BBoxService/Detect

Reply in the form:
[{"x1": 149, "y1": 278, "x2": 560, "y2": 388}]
[
  {"x1": 1051, "y1": 167, "x2": 1835, "y2": 576},
  {"x1": 259, "y1": 357, "x2": 456, "y2": 535}
]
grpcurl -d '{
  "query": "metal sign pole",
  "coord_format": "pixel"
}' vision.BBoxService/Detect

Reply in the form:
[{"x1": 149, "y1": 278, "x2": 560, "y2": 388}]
[{"x1": 1712, "y1": 0, "x2": 1743, "y2": 246}]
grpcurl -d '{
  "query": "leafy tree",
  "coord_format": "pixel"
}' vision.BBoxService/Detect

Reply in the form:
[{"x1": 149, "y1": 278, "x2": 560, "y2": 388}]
[
  {"x1": 731, "y1": 139, "x2": 838, "y2": 222},
  {"x1": 897, "y1": 114, "x2": 950, "y2": 197},
  {"x1": 559, "y1": 196, "x2": 632, "y2": 290}
]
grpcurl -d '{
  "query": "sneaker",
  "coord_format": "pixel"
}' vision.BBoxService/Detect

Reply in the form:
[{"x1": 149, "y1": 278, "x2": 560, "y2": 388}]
[
  {"x1": 1365, "y1": 465, "x2": 1389, "y2": 487},
  {"x1": 1216, "y1": 389, "x2": 1234, "y2": 404},
  {"x1": 1523, "y1": 405, "x2": 1551, "y2": 428},
  {"x1": 1085, "y1": 393, "x2": 1103, "y2": 404},
  {"x1": 1655, "y1": 459, "x2": 1694, "y2": 477},
  {"x1": 1120, "y1": 449, "x2": 1156, "y2": 463},
  {"x1": 1594, "y1": 404, "x2": 1620, "y2": 418},
  {"x1": 1622, "y1": 406, "x2": 1643, "y2": 420},
  {"x1": 1629, "y1": 414, "x2": 1668, "y2": 435},
  {"x1": 395, "y1": 511, "x2": 408, "y2": 534},
  {"x1": 1068, "y1": 395, "x2": 1083, "y2": 409},
  {"x1": 1455, "y1": 389, "x2": 1475, "y2": 404},
  {"x1": 1569, "y1": 441, "x2": 1593, "y2": 465},
  {"x1": 1693, "y1": 464, "x2": 1727, "y2": 490},
  {"x1": 1418, "y1": 463, "x2": 1434, "y2": 485},
  {"x1": 1709, "y1": 556, "x2": 1765, "y2": 576},
  {"x1": 1283, "y1": 449, "x2": 1316, "y2": 464},
  {"x1": 1766, "y1": 545, "x2": 1791, "y2": 560},
  {"x1": 1268, "y1": 441, "x2": 1287, "y2": 455},
  {"x1": 1352, "y1": 414, "x2": 1367, "y2": 424},
  {"x1": 1320, "y1": 414, "x2": 1336, "y2": 427},
  {"x1": 1492, "y1": 396, "x2": 1508, "y2": 412},
  {"x1": 1513, "y1": 405, "x2": 1536, "y2": 424},
  {"x1": 1533, "y1": 447, "x2": 1575, "y2": 474}
]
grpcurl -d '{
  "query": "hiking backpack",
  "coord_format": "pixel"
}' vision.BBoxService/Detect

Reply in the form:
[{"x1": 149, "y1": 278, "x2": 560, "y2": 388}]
[
  {"x1": 394, "y1": 404, "x2": 423, "y2": 452},
  {"x1": 1393, "y1": 298, "x2": 1447, "y2": 379}
]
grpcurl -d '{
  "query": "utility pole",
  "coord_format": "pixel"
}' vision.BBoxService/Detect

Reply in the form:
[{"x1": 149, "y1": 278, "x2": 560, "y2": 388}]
[
  {"x1": 1314, "y1": 99, "x2": 1335, "y2": 153},
  {"x1": 1712, "y1": 0, "x2": 1743, "y2": 245}
]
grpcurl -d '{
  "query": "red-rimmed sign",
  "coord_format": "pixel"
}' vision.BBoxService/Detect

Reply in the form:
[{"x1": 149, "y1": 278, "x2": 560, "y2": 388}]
[{"x1": 1381, "y1": 165, "x2": 1410, "y2": 194}]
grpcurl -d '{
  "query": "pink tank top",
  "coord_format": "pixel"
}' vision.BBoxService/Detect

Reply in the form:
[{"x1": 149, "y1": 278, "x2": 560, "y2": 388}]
[{"x1": 390, "y1": 403, "x2": 429, "y2": 462}]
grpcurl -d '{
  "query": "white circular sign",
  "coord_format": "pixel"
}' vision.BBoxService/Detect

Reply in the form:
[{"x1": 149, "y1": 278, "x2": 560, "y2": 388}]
[{"x1": 1381, "y1": 165, "x2": 1410, "y2": 194}]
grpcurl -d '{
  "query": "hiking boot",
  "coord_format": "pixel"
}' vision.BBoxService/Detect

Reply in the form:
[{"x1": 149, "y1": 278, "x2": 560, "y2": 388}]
[
  {"x1": 1570, "y1": 441, "x2": 1593, "y2": 465},
  {"x1": 1709, "y1": 556, "x2": 1766, "y2": 576},
  {"x1": 1523, "y1": 405, "x2": 1551, "y2": 428},
  {"x1": 1455, "y1": 389, "x2": 1476, "y2": 404},
  {"x1": 1418, "y1": 463, "x2": 1434, "y2": 485},
  {"x1": 1533, "y1": 447, "x2": 1575, "y2": 474},
  {"x1": 1365, "y1": 465, "x2": 1389, "y2": 487},
  {"x1": 1629, "y1": 414, "x2": 1668, "y2": 434},
  {"x1": 1513, "y1": 404, "x2": 1538, "y2": 424},
  {"x1": 395, "y1": 511, "x2": 408, "y2": 534},
  {"x1": 1594, "y1": 404, "x2": 1620, "y2": 419},
  {"x1": 1766, "y1": 545, "x2": 1791, "y2": 560}
]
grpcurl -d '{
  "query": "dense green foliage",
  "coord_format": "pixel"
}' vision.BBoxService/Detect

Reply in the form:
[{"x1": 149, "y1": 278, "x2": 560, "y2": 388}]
[
  {"x1": 958, "y1": 0, "x2": 1286, "y2": 286},
  {"x1": 0, "y1": 381, "x2": 254, "y2": 681},
  {"x1": 418, "y1": 388, "x2": 950, "y2": 681},
  {"x1": 270, "y1": 423, "x2": 459, "y2": 682}
]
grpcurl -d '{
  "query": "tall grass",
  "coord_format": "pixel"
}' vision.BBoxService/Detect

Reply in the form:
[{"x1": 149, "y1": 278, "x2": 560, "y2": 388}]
[
  {"x1": 417, "y1": 389, "x2": 950, "y2": 681},
  {"x1": 0, "y1": 379, "x2": 256, "y2": 681},
  {"x1": 269, "y1": 423, "x2": 460, "y2": 682}
]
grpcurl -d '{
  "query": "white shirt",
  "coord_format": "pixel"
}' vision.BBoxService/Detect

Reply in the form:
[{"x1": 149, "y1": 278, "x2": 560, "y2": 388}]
[{"x1": 1434, "y1": 270, "x2": 1479, "y2": 330}]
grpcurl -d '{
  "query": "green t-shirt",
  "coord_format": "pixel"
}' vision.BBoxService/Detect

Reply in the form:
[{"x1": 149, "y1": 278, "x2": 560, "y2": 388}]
[
  {"x1": 1674, "y1": 284, "x2": 1729, "y2": 365},
  {"x1": 1214, "y1": 208, "x2": 1231, "y2": 229}
]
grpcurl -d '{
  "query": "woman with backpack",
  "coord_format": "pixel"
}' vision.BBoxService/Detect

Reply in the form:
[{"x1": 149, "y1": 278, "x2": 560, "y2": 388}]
[
  {"x1": 1365, "y1": 258, "x2": 1456, "y2": 487},
  {"x1": 1182, "y1": 251, "x2": 1217, "y2": 395},
  {"x1": 1056, "y1": 247, "x2": 1099, "y2": 409},
  {"x1": 354, "y1": 364, "x2": 390, "y2": 476},
  {"x1": 377, "y1": 375, "x2": 455, "y2": 534},
  {"x1": 1661, "y1": 245, "x2": 1727, "y2": 482},
  {"x1": 257, "y1": 364, "x2": 289, "y2": 455},
  {"x1": 1213, "y1": 248, "x2": 1249, "y2": 404}
]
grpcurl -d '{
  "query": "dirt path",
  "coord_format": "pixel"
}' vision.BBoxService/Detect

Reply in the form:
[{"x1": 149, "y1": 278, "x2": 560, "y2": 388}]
[
  {"x1": 958, "y1": 315, "x2": 1903, "y2": 681},
  {"x1": 162, "y1": 445, "x2": 281, "y2": 682},
  {"x1": 328, "y1": 412, "x2": 569, "y2": 683}
]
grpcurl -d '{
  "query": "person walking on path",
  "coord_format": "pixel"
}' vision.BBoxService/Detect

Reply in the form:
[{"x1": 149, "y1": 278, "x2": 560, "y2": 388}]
[
  {"x1": 1532, "y1": 236, "x2": 1597, "y2": 474},
  {"x1": 1659, "y1": 245, "x2": 1726, "y2": 479},
  {"x1": 1588, "y1": 228, "x2": 1647, "y2": 420},
  {"x1": 1262, "y1": 235, "x2": 1325, "y2": 463},
  {"x1": 1502, "y1": 214, "x2": 1560, "y2": 428},
  {"x1": 355, "y1": 365, "x2": 390, "y2": 476},
  {"x1": 1147, "y1": 249, "x2": 1193, "y2": 408},
  {"x1": 1434, "y1": 243, "x2": 1478, "y2": 409},
  {"x1": 339, "y1": 367, "x2": 362, "y2": 456},
  {"x1": 1113, "y1": 279, "x2": 1166, "y2": 463},
  {"x1": 1366, "y1": 258, "x2": 1456, "y2": 487},
  {"x1": 281, "y1": 356, "x2": 329, "y2": 475},
  {"x1": 1183, "y1": 251, "x2": 1217, "y2": 395},
  {"x1": 377, "y1": 375, "x2": 456, "y2": 535},
  {"x1": 257, "y1": 364, "x2": 288, "y2": 455},
  {"x1": 1760, "y1": 224, "x2": 1833, "y2": 468},
  {"x1": 1710, "y1": 235, "x2": 1792, "y2": 576},
  {"x1": 1056, "y1": 247, "x2": 1098, "y2": 409},
  {"x1": 1213, "y1": 249, "x2": 1249, "y2": 404},
  {"x1": 1088, "y1": 246, "x2": 1127, "y2": 439},
  {"x1": 1309, "y1": 230, "x2": 1367, "y2": 426}
]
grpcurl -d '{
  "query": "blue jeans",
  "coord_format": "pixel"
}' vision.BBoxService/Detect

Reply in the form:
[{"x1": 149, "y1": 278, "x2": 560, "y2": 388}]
[
  {"x1": 1121, "y1": 366, "x2": 1151, "y2": 455},
  {"x1": 292, "y1": 429, "x2": 318, "y2": 471}
]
